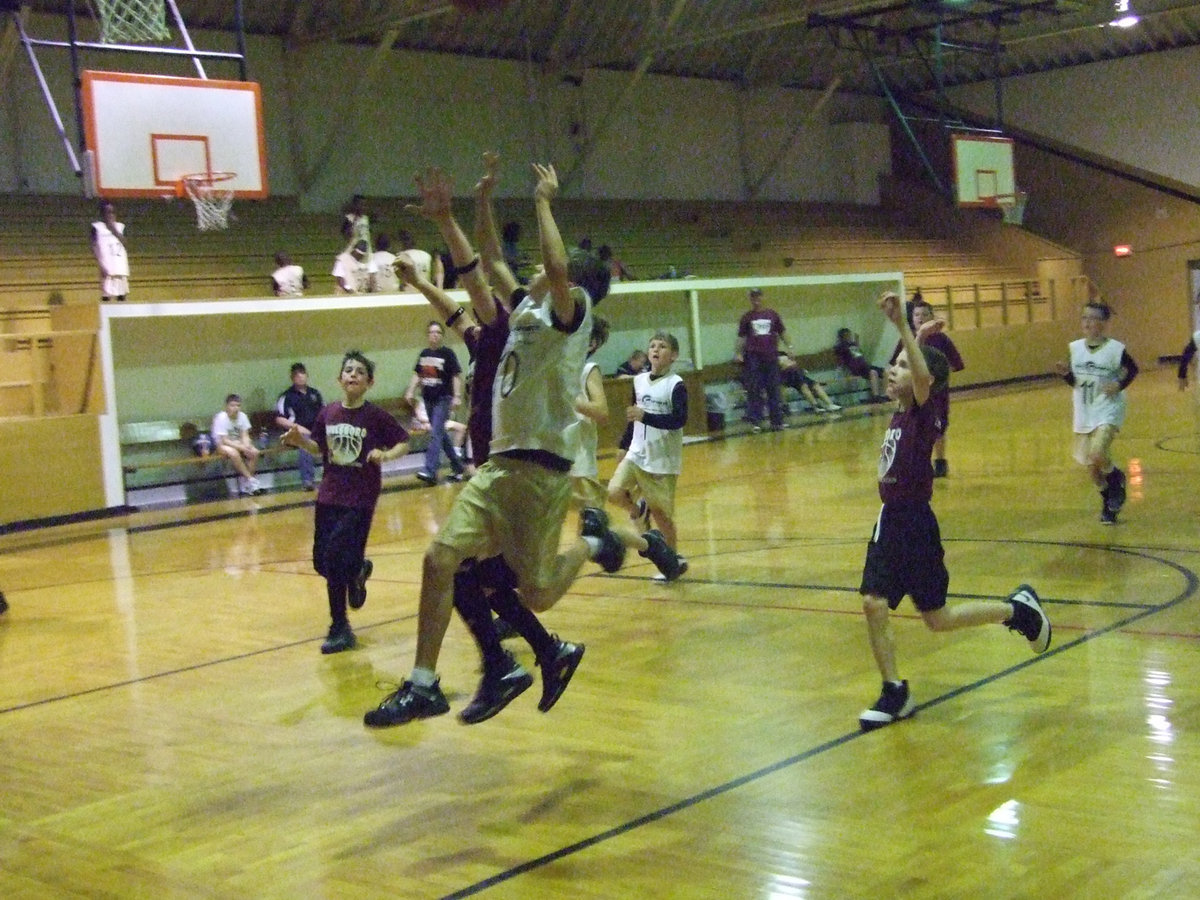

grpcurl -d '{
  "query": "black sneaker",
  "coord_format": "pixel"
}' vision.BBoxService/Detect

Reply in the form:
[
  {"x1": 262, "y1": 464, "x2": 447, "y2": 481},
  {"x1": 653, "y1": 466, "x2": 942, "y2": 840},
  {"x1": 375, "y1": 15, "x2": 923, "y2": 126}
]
[
  {"x1": 859, "y1": 680, "x2": 915, "y2": 731},
  {"x1": 932, "y1": 459, "x2": 949, "y2": 478},
  {"x1": 1100, "y1": 507, "x2": 1118, "y2": 526},
  {"x1": 580, "y1": 506, "x2": 609, "y2": 538},
  {"x1": 348, "y1": 558, "x2": 373, "y2": 610},
  {"x1": 415, "y1": 470, "x2": 438, "y2": 486},
  {"x1": 640, "y1": 529, "x2": 685, "y2": 582},
  {"x1": 592, "y1": 528, "x2": 626, "y2": 573},
  {"x1": 538, "y1": 638, "x2": 585, "y2": 712},
  {"x1": 1007, "y1": 584, "x2": 1051, "y2": 653},
  {"x1": 459, "y1": 653, "x2": 534, "y2": 724},
  {"x1": 320, "y1": 623, "x2": 356, "y2": 654},
  {"x1": 1106, "y1": 467, "x2": 1126, "y2": 513},
  {"x1": 363, "y1": 679, "x2": 450, "y2": 727},
  {"x1": 0, "y1": 591, "x2": 8, "y2": 615}
]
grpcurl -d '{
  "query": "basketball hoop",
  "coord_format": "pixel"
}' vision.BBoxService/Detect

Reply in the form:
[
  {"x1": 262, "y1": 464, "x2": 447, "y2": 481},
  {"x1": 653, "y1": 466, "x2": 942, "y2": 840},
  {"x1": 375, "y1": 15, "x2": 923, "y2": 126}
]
[
  {"x1": 180, "y1": 172, "x2": 236, "y2": 231},
  {"x1": 994, "y1": 191, "x2": 1028, "y2": 226}
]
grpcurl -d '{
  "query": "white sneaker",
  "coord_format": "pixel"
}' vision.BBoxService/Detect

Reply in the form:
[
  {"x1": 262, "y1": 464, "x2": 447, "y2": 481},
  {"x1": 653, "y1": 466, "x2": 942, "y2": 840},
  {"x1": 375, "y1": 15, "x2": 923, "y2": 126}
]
[
  {"x1": 826, "y1": 403, "x2": 842, "y2": 412},
  {"x1": 247, "y1": 477, "x2": 263, "y2": 495}
]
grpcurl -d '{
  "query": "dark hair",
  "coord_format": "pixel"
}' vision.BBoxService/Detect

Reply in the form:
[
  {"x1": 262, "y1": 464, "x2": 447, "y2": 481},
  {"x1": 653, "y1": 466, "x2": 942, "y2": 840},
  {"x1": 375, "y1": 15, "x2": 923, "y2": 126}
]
[
  {"x1": 341, "y1": 349, "x2": 375, "y2": 381},
  {"x1": 290, "y1": 362, "x2": 306, "y2": 375},
  {"x1": 274, "y1": 251, "x2": 291, "y2": 267},
  {"x1": 1084, "y1": 300, "x2": 1112, "y2": 321},
  {"x1": 397, "y1": 229, "x2": 415, "y2": 249},
  {"x1": 590, "y1": 314, "x2": 610, "y2": 351},
  {"x1": 427, "y1": 320, "x2": 443, "y2": 333},
  {"x1": 837, "y1": 327, "x2": 852, "y2": 341},
  {"x1": 567, "y1": 251, "x2": 611, "y2": 304},
  {"x1": 911, "y1": 298, "x2": 933, "y2": 314},
  {"x1": 374, "y1": 233, "x2": 391, "y2": 252},
  {"x1": 651, "y1": 330, "x2": 679, "y2": 353},
  {"x1": 225, "y1": 393, "x2": 241, "y2": 404},
  {"x1": 597, "y1": 244, "x2": 613, "y2": 261},
  {"x1": 921, "y1": 346, "x2": 951, "y2": 393}
]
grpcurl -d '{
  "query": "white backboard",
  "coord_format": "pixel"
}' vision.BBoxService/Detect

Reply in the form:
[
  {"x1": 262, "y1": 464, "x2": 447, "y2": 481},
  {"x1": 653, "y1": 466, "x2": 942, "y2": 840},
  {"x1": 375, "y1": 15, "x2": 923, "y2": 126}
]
[{"x1": 81, "y1": 70, "x2": 268, "y2": 199}]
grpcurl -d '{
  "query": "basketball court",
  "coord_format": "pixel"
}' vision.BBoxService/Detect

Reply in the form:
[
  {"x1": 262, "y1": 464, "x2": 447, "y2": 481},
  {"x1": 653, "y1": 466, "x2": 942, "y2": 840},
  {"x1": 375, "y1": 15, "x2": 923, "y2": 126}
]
[{"x1": 1, "y1": 368, "x2": 1198, "y2": 897}]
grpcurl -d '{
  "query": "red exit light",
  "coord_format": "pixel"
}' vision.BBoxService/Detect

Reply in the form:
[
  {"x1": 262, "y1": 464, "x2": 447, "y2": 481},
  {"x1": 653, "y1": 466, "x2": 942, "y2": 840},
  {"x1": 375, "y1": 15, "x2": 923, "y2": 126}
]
[{"x1": 1113, "y1": 244, "x2": 1133, "y2": 257}]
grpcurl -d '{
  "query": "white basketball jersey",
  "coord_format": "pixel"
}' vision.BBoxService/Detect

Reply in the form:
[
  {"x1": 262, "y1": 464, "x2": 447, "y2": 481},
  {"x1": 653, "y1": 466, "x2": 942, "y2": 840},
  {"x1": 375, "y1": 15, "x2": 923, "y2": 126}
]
[
  {"x1": 403, "y1": 248, "x2": 434, "y2": 284},
  {"x1": 273, "y1": 264, "x2": 306, "y2": 297},
  {"x1": 92, "y1": 221, "x2": 128, "y2": 277},
  {"x1": 491, "y1": 285, "x2": 592, "y2": 463},
  {"x1": 626, "y1": 370, "x2": 684, "y2": 475},
  {"x1": 370, "y1": 251, "x2": 399, "y2": 292},
  {"x1": 570, "y1": 360, "x2": 601, "y2": 479},
  {"x1": 1069, "y1": 337, "x2": 1128, "y2": 432}
]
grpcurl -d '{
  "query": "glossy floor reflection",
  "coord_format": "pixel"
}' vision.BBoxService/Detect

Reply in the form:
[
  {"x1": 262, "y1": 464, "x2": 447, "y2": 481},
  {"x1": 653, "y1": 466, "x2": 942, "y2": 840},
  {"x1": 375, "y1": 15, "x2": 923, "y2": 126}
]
[{"x1": 1, "y1": 368, "x2": 1198, "y2": 898}]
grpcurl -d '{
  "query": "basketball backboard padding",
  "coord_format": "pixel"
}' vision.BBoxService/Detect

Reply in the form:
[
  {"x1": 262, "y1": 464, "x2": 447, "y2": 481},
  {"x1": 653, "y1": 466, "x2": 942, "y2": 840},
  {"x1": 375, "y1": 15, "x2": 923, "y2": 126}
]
[
  {"x1": 951, "y1": 134, "x2": 1014, "y2": 208},
  {"x1": 81, "y1": 70, "x2": 267, "y2": 200}
]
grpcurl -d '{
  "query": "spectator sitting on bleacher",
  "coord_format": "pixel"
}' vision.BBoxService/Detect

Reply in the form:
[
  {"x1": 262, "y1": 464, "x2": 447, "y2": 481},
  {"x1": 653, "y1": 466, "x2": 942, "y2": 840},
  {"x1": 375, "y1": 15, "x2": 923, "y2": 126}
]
[
  {"x1": 275, "y1": 363, "x2": 325, "y2": 491},
  {"x1": 333, "y1": 241, "x2": 371, "y2": 294},
  {"x1": 615, "y1": 349, "x2": 650, "y2": 378},
  {"x1": 501, "y1": 220, "x2": 527, "y2": 283},
  {"x1": 369, "y1": 234, "x2": 400, "y2": 293},
  {"x1": 271, "y1": 252, "x2": 308, "y2": 297},
  {"x1": 397, "y1": 230, "x2": 441, "y2": 292},
  {"x1": 779, "y1": 353, "x2": 841, "y2": 413},
  {"x1": 213, "y1": 393, "x2": 264, "y2": 496},
  {"x1": 834, "y1": 327, "x2": 886, "y2": 401}
]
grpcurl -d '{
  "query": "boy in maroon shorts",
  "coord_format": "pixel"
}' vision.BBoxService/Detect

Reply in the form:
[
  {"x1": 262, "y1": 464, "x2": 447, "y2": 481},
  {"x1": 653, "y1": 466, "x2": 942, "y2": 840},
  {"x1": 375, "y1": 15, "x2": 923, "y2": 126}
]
[
  {"x1": 857, "y1": 292, "x2": 1051, "y2": 731},
  {"x1": 282, "y1": 350, "x2": 409, "y2": 654}
]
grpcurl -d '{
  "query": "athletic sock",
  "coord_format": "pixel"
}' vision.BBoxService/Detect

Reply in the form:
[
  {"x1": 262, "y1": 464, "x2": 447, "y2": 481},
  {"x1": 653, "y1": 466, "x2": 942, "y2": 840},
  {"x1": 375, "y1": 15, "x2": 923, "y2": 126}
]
[
  {"x1": 410, "y1": 667, "x2": 437, "y2": 688},
  {"x1": 582, "y1": 536, "x2": 603, "y2": 558}
]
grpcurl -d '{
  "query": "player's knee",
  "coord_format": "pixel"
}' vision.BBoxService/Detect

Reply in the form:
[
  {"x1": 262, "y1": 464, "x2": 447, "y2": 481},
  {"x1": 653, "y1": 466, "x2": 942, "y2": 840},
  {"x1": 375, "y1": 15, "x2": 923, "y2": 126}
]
[
  {"x1": 423, "y1": 542, "x2": 460, "y2": 584},
  {"x1": 862, "y1": 594, "x2": 888, "y2": 621}
]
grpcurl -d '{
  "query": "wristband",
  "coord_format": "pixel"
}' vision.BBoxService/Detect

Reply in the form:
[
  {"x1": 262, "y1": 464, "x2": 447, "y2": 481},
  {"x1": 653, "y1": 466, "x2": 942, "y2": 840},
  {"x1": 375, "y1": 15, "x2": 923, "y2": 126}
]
[
  {"x1": 446, "y1": 306, "x2": 465, "y2": 327},
  {"x1": 453, "y1": 256, "x2": 480, "y2": 277}
]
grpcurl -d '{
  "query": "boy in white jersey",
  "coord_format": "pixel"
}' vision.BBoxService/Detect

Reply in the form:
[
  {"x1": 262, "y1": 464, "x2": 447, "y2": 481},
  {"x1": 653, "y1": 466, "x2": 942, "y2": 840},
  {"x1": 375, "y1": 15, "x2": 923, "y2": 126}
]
[
  {"x1": 271, "y1": 252, "x2": 308, "y2": 297},
  {"x1": 364, "y1": 161, "x2": 625, "y2": 728},
  {"x1": 91, "y1": 201, "x2": 129, "y2": 302},
  {"x1": 1055, "y1": 301, "x2": 1138, "y2": 525},
  {"x1": 597, "y1": 331, "x2": 689, "y2": 581},
  {"x1": 571, "y1": 315, "x2": 612, "y2": 509}
]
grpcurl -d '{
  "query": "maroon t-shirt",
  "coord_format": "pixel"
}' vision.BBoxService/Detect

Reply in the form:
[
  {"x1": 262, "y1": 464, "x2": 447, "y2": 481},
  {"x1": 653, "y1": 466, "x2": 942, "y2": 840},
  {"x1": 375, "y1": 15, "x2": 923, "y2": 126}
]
[
  {"x1": 311, "y1": 401, "x2": 408, "y2": 510},
  {"x1": 737, "y1": 307, "x2": 785, "y2": 358},
  {"x1": 877, "y1": 398, "x2": 941, "y2": 505},
  {"x1": 463, "y1": 294, "x2": 512, "y2": 468}
]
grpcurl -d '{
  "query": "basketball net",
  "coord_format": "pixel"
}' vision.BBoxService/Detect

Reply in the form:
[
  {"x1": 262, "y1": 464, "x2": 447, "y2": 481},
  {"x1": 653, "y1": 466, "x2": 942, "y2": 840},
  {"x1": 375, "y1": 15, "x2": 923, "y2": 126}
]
[
  {"x1": 997, "y1": 191, "x2": 1028, "y2": 227},
  {"x1": 95, "y1": 0, "x2": 171, "y2": 43},
  {"x1": 182, "y1": 172, "x2": 236, "y2": 231}
]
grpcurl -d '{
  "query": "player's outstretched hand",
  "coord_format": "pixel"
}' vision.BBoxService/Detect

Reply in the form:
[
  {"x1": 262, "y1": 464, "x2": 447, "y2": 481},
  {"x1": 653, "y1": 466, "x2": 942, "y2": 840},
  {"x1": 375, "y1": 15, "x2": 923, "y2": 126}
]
[
  {"x1": 532, "y1": 163, "x2": 558, "y2": 201},
  {"x1": 406, "y1": 167, "x2": 454, "y2": 222},
  {"x1": 475, "y1": 151, "x2": 500, "y2": 197},
  {"x1": 915, "y1": 317, "x2": 946, "y2": 343},
  {"x1": 878, "y1": 290, "x2": 902, "y2": 325}
]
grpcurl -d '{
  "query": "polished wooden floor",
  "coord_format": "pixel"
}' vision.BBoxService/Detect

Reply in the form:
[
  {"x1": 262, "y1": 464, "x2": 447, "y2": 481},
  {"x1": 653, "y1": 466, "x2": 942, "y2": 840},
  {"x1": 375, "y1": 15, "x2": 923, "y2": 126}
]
[{"x1": 2, "y1": 368, "x2": 1199, "y2": 899}]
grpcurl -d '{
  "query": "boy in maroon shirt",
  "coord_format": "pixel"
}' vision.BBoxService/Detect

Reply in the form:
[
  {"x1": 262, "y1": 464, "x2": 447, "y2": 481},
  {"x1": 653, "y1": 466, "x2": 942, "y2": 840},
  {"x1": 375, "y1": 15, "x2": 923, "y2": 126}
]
[
  {"x1": 857, "y1": 292, "x2": 1051, "y2": 731},
  {"x1": 282, "y1": 350, "x2": 409, "y2": 654}
]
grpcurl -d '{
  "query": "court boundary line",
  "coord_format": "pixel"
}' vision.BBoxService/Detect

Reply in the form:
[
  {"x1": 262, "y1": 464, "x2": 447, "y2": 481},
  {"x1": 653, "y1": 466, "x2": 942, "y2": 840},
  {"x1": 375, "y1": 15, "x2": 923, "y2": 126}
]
[{"x1": 440, "y1": 541, "x2": 1199, "y2": 899}]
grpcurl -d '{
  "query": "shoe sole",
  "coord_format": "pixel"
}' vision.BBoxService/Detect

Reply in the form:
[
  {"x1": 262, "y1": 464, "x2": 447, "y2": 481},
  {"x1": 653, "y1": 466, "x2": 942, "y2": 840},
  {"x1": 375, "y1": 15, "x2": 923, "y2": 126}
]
[
  {"x1": 859, "y1": 704, "x2": 915, "y2": 731},
  {"x1": 458, "y1": 670, "x2": 534, "y2": 725},
  {"x1": 1011, "y1": 584, "x2": 1051, "y2": 653},
  {"x1": 348, "y1": 558, "x2": 373, "y2": 610},
  {"x1": 363, "y1": 693, "x2": 450, "y2": 727},
  {"x1": 539, "y1": 643, "x2": 585, "y2": 712}
]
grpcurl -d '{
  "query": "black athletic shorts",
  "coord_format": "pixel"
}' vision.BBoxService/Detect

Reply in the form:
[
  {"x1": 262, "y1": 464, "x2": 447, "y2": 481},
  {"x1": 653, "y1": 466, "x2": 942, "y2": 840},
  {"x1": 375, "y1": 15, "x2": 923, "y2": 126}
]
[
  {"x1": 313, "y1": 502, "x2": 373, "y2": 583},
  {"x1": 859, "y1": 501, "x2": 949, "y2": 612}
]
